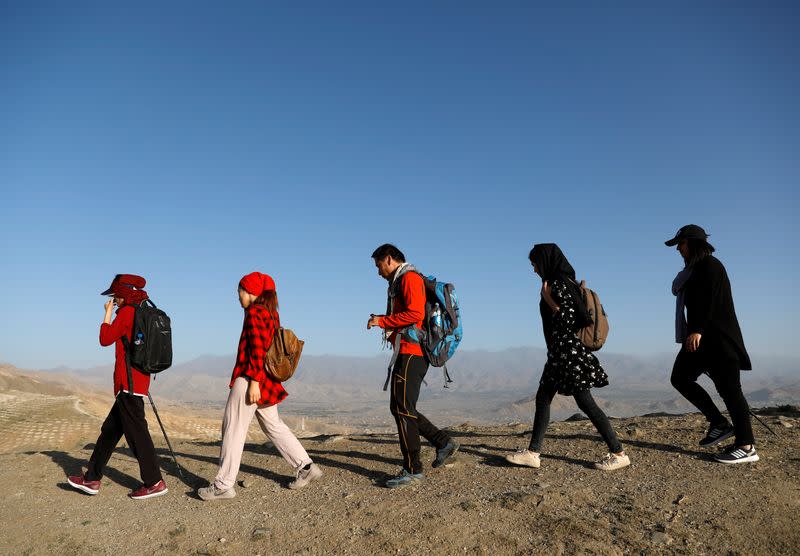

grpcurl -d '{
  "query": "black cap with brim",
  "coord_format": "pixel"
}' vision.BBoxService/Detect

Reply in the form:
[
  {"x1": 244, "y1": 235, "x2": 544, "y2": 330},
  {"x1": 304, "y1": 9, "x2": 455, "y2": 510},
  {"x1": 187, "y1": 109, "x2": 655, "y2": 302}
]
[{"x1": 665, "y1": 224, "x2": 709, "y2": 246}]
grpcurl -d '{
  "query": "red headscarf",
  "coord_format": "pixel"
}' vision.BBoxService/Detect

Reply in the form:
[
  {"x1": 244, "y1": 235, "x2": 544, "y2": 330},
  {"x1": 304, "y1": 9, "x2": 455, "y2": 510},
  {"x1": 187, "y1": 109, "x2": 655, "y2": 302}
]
[
  {"x1": 102, "y1": 274, "x2": 149, "y2": 305},
  {"x1": 239, "y1": 272, "x2": 276, "y2": 297}
]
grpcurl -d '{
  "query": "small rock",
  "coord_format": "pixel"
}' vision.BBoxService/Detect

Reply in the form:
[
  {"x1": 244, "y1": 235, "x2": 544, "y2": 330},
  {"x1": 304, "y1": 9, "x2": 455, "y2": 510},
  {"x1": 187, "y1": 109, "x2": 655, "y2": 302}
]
[
  {"x1": 252, "y1": 528, "x2": 269, "y2": 540},
  {"x1": 565, "y1": 413, "x2": 588, "y2": 422},
  {"x1": 674, "y1": 494, "x2": 688, "y2": 505},
  {"x1": 219, "y1": 538, "x2": 226, "y2": 543},
  {"x1": 625, "y1": 427, "x2": 641, "y2": 438},
  {"x1": 323, "y1": 435, "x2": 346, "y2": 444},
  {"x1": 241, "y1": 478, "x2": 254, "y2": 488},
  {"x1": 651, "y1": 532, "x2": 672, "y2": 545}
]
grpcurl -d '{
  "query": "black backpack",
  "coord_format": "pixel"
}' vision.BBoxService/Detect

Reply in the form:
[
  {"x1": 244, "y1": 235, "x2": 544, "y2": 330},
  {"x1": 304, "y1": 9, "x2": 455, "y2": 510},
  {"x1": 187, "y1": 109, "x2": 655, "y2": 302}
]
[{"x1": 122, "y1": 300, "x2": 173, "y2": 391}]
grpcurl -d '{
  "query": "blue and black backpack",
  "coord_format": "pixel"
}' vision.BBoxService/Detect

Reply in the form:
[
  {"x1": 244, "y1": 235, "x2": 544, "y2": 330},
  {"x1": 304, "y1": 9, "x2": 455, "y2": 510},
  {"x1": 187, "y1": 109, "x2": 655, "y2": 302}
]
[{"x1": 384, "y1": 265, "x2": 463, "y2": 389}]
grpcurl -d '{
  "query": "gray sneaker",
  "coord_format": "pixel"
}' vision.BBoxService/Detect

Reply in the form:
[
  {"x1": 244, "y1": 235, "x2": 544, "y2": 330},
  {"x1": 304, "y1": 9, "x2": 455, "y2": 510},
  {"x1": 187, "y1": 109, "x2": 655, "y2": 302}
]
[
  {"x1": 289, "y1": 463, "x2": 323, "y2": 490},
  {"x1": 385, "y1": 469, "x2": 424, "y2": 489},
  {"x1": 197, "y1": 484, "x2": 236, "y2": 501},
  {"x1": 432, "y1": 439, "x2": 460, "y2": 468}
]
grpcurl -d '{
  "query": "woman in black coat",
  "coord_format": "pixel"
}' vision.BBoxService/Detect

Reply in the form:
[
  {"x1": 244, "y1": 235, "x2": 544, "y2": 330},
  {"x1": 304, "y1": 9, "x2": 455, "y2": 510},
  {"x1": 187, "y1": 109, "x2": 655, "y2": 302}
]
[{"x1": 666, "y1": 224, "x2": 757, "y2": 464}]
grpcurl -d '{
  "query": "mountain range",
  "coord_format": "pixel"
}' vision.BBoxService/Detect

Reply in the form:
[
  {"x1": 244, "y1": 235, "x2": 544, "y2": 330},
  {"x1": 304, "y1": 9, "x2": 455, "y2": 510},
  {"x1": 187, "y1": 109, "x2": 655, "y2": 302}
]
[{"x1": 27, "y1": 347, "x2": 800, "y2": 426}]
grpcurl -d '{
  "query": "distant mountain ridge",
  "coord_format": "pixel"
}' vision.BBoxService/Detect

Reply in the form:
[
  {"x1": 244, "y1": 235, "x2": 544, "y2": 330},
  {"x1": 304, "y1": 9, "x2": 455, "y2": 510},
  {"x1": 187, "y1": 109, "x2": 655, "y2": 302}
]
[{"x1": 27, "y1": 347, "x2": 800, "y2": 424}]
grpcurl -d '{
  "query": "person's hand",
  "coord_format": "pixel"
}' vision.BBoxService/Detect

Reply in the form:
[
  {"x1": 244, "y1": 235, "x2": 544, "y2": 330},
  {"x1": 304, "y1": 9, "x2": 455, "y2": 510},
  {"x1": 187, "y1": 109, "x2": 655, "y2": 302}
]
[
  {"x1": 367, "y1": 314, "x2": 383, "y2": 330},
  {"x1": 102, "y1": 298, "x2": 115, "y2": 324},
  {"x1": 246, "y1": 380, "x2": 261, "y2": 405},
  {"x1": 541, "y1": 281, "x2": 559, "y2": 312},
  {"x1": 685, "y1": 333, "x2": 702, "y2": 352}
]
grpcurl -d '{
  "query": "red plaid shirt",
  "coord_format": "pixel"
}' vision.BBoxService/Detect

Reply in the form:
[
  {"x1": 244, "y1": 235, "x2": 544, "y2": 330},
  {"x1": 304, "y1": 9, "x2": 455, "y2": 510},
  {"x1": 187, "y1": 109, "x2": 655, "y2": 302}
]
[{"x1": 230, "y1": 304, "x2": 287, "y2": 406}]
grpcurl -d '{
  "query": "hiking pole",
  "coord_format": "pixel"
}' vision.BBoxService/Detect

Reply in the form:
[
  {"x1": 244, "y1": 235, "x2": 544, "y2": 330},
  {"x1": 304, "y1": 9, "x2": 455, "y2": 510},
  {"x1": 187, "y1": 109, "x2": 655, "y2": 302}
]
[
  {"x1": 147, "y1": 392, "x2": 185, "y2": 480},
  {"x1": 750, "y1": 410, "x2": 778, "y2": 436}
]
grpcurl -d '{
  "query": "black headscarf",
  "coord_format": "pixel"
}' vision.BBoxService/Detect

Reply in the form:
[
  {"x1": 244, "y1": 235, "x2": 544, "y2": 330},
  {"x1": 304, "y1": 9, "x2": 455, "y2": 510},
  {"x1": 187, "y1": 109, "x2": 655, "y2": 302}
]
[{"x1": 529, "y1": 244, "x2": 592, "y2": 342}]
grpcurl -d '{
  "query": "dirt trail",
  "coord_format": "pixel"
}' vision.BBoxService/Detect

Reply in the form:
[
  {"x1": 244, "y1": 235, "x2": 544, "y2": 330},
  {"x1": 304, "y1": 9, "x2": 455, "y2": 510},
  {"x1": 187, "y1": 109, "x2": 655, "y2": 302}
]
[{"x1": 1, "y1": 366, "x2": 799, "y2": 555}]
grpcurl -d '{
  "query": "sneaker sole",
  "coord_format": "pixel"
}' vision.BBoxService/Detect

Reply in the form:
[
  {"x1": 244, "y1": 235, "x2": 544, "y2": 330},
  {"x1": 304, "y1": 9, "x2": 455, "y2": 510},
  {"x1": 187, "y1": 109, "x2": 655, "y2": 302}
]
[
  {"x1": 715, "y1": 453, "x2": 759, "y2": 464},
  {"x1": 386, "y1": 476, "x2": 424, "y2": 489},
  {"x1": 198, "y1": 490, "x2": 236, "y2": 500},
  {"x1": 699, "y1": 429, "x2": 735, "y2": 447},
  {"x1": 130, "y1": 488, "x2": 169, "y2": 500},
  {"x1": 594, "y1": 461, "x2": 631, "y2": 471},
  {"x1": 505, "y1": 456, "x2": 540, "y2": 468},
  {"x1": 67, "y1": 479, "x2": 99, "y2": 495},
  {"x1": 386, "y1": 480, "x2": 422, "y2": 489}
]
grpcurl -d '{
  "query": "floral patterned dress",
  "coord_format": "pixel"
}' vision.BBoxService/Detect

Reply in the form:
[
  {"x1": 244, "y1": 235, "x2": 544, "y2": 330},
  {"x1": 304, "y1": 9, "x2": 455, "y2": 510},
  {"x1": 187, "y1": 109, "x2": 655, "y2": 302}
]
[{"x1": 540, "y1": 279, "x2": 609, "y2": 395}]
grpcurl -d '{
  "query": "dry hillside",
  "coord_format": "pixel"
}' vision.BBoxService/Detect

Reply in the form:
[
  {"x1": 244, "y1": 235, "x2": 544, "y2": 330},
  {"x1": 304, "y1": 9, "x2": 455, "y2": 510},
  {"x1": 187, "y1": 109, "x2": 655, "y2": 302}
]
[{"x1": 0, "y1": 364, "x2": 799, "y2": 555}]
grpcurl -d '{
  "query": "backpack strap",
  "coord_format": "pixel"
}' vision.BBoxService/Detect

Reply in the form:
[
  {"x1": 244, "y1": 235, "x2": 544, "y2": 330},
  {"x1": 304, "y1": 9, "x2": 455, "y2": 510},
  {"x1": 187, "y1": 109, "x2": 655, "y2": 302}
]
[
  {"x1": 442, "y1": 364, "x2": 453, "y2": 388},
  {"x1": 121, "y1": 336, "x2": 135, "y2": 396},
  {"x1": 382, "y1": 333, "x2": 403, "y2": 391}
]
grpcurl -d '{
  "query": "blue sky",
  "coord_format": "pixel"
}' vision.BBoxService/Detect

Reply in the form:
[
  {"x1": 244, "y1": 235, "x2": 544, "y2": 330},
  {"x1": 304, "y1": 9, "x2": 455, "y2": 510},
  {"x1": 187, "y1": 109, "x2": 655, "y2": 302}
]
[{"x1": 1, "y1": 1, "x2": 797, "y2": 370}]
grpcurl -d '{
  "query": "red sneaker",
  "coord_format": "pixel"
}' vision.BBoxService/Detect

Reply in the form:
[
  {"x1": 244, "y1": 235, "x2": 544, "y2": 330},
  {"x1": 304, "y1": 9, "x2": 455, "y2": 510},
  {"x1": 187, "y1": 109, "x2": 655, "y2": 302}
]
[
  {"x1": 67, "y1": 474, "x2": 101, "y2": 495},
  {"x1": 129, "y1": 479, "x2": 168, "y2": 500}
]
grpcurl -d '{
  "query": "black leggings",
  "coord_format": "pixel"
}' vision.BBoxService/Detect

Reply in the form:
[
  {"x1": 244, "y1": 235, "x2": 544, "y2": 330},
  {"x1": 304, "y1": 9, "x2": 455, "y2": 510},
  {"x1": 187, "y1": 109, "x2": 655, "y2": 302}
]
[
  {"x1": 670, "y1": 349, "x2": 754, "y2": 446},
  {"x1": 529, "y1": 383, "x2": 622, "y2": 454}
]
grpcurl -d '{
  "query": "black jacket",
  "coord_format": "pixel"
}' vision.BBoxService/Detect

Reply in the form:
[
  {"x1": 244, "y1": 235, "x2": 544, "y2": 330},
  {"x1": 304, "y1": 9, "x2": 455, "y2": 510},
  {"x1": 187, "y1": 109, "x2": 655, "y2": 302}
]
[{"x1": 685, "y1": 255, "x2": 752, "y2": 370}]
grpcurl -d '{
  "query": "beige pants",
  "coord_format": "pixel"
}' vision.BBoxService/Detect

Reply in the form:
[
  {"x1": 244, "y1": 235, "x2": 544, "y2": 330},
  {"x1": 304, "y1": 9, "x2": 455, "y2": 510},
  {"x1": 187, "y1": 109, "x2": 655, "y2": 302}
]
[{"x1": 213, "y1": 377, "x2": 311, "y2": 490}]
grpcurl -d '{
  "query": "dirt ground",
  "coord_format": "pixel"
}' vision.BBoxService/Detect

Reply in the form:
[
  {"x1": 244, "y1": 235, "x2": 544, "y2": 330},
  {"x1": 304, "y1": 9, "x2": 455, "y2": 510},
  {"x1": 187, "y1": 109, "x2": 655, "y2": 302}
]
[{"x1": 1, "y1": 367, "x2": 799, "y2": 555}]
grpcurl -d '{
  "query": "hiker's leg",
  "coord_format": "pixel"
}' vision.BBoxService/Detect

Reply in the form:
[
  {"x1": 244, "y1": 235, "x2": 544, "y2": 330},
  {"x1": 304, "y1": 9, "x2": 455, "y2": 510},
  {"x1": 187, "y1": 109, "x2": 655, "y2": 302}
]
[
  {"x1": 389, "y1": 354, "x2": 423, "y2": 474},
  {"x1": 670, "y1": 350, "x2": 726, "y2": 425},
  {"x1": 86, "y1": 398, "x2": 125, "y2": 481},
  {"x1": 710, "y1": 367, "x2": 755, "y2": 446},
  {"x1": 117, "y1": 392, "x2": 162, "y2": 487},
  {"x1": 255, "y1": 403, "x2": 311, "y2": 470},
  {"x1": 573, "y1": 389, "x2": 623, "y2": 453},
  {"x1": 528, "y1": 383, "x2": 557, "y2": 452},
  {"x1": 214, "y1": 377, "x2": 258, "y2": 490},
  {"x1": 406, "y1": 356, "x2": 450, "y2": 450}
]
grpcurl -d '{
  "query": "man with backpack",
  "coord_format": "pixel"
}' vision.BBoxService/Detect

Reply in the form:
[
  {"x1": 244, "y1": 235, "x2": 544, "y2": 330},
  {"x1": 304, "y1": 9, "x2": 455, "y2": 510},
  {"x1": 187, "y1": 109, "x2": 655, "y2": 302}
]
[
  {"x1": 368, "y1": 244, "x2": 459, "y2": 488},
  {"x1": 67, "y1": 274, "x2": 168, "y2": 499}
]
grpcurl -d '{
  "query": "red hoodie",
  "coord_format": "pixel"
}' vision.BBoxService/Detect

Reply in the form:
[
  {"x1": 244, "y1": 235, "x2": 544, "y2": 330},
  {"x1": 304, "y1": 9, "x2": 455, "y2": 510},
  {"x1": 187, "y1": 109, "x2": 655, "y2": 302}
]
[
  {"x1": 377, "y1": 271, "x2": 425, "y2": 356},
  {"x1": 99, "y1": 305, "x2": 151, "y2": 396}
]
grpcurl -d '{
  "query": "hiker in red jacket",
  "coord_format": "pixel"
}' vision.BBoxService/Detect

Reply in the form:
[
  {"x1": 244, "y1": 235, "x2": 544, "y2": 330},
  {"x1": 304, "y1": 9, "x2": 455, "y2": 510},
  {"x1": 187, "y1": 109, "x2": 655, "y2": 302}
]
[
  {"x1": 368, "y1": 244, "x2": 459, "y2": 488},
  {"x1": 68, "y1": 274, "x2": 168, "y2": 500},
  {"x1": 197, "y1": 272, "x2": 321, "y2": 500}
]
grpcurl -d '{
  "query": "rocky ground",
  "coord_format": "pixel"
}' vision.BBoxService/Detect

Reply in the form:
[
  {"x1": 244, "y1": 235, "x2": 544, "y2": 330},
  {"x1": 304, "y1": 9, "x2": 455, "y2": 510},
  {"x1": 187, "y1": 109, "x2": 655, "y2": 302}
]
[{"x1": 1, "y1": 365, "x2": 799, "y2": 555}]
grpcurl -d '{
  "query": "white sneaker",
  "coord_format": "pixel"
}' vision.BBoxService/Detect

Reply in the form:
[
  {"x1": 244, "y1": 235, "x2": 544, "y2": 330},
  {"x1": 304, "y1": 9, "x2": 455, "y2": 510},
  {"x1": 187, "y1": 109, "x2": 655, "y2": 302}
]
[
  {"x1": 505, "y1": 449, "x2": 541, "y2": 468},
  {"x1": 289, "y1": 463, "x2": 322, "y2": 490},
  {"x1": 197, "y1": 484, "x2": 236, "y2": 501},
  {"x1": 594, "y1": 452, "x2": 631, "y2": 471}
]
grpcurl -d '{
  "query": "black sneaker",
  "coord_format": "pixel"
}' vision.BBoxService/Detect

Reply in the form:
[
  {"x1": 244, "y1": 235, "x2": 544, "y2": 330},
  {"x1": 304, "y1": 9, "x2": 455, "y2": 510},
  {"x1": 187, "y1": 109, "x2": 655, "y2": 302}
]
[
  {"x1": 714, "y1": 444, "x2": 759, "y2": 464},
  {"x1": 432, "y1": 439, "x2": 460, "y2": 468},
  {"x1": 699, "y1": 423, "x2": 734, "y2": 447}
]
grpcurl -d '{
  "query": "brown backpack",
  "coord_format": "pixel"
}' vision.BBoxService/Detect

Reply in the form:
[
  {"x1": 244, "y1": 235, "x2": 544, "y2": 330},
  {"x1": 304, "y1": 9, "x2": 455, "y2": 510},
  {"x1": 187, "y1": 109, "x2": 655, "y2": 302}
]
[
  {"x1": 575, "y1": 280, "x2": 609, "y2": 351},
  {"x1": 265, "y1": 327, "x2": 305, "y2": 382}
]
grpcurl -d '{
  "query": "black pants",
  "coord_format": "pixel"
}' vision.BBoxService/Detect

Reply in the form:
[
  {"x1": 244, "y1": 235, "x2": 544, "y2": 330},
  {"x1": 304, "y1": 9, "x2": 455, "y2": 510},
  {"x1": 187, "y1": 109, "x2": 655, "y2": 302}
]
[
  {"x1": 86, "y1": 392, "x2": 163, "y2": 487},
  {"x1": 529, "y1": 383, "x2": 623, "y2": 454},
  {"x1": 670, "y1": 349, "x2": 754, "y2": 446},
  {"x1": 389, "y1": 354, "x2": 451, "y2": 474}
]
